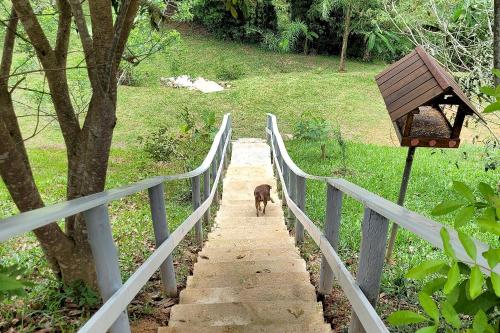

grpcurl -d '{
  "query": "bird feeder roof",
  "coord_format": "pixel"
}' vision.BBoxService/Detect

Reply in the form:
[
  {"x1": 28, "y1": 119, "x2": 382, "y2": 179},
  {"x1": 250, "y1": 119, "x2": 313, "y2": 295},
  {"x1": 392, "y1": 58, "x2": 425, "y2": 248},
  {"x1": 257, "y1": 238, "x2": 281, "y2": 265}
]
[{"x1": 375, "y1": 46, "x2": 484, "y2": 122}]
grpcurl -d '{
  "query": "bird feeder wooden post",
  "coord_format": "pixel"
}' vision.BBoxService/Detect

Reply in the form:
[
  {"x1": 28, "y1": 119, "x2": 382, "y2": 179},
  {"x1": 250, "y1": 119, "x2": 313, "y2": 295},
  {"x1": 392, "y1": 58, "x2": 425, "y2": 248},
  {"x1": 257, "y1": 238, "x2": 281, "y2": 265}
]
[{"x1": 375, "y1": 46, "x2": 484, "y2": 263}]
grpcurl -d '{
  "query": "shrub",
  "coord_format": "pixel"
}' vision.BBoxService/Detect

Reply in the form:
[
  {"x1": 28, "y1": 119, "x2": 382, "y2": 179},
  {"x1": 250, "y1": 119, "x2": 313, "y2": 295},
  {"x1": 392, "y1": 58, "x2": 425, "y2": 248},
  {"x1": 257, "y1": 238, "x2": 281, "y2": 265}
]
[
  {"x1": 293, "y1": 111, "x2": 329, "y2": 159},
  {"x1": 389, "y1": 182, "x2": 500, "y2": 331},
  {"x1": 260, "y1": 20, "x2": 318, "y2": 53},
  {"x1": 138, "y1": 127, "x2": 180, "y2": 162},
  {"x1": 192, "y1": 0, "x2": 278, "y2": 42},
  {"x1": 139, "y1": 109, "x2": 218, "y2": 164},
  {"x1": 216, "y1": 62, "x2": 245, "y2": 80}
]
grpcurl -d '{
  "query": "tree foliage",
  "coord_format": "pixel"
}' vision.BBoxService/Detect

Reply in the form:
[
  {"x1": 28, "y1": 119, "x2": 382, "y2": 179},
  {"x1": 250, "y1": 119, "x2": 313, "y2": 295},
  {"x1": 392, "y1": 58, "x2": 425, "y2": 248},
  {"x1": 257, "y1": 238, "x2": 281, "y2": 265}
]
[{"x1": 385, "y1": 0, "x2": 494, "y2": 96}]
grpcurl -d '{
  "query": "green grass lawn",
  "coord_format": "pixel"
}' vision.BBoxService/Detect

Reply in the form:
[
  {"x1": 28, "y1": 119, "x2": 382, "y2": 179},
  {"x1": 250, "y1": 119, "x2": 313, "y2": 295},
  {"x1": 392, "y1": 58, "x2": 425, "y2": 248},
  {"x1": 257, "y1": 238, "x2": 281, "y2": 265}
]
[{"x1": 1, "y1": 27, "x2": 499, "y2": 331}]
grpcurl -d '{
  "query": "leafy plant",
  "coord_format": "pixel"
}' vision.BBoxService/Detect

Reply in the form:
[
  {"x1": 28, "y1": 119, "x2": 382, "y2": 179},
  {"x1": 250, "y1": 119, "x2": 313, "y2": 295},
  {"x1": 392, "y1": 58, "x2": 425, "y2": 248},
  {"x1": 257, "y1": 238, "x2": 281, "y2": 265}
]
[
  {"x1": 0, "y1": 264, "x2": 31, "y2": 301},
  {"x1": 293, "y1": 112, "x2": 329, "y2": 159},
  {"x1": 63, "y1": 281, "x2": 100, "y2": 309},
  {"x1": 479, "y1": 69, "x2": 500, "y2": 113},
  {"x1": 332, "y1": 126, "x2": 348, "y2": 174},
  {"x1": 362, "y1": 24, "x2": 408, "y2": 61},
  {"x1": 139, "y1": 109, "x2": 218, "y2": 163},
  {"x1": 216, "y1": 62, "x2": 245, "y2": 80},
  {"x1": 192, "y1": 0, "x2": 278, "y2": 42},
  {"x1": 260, "y1": 20, "x2": 318, "y2": 54},
  {"x1": 388, "y1": 181, "x2": 500, "y2": 332},
  {"x1": 138, "y1": 127, "x2": 180, "y2": 162}
]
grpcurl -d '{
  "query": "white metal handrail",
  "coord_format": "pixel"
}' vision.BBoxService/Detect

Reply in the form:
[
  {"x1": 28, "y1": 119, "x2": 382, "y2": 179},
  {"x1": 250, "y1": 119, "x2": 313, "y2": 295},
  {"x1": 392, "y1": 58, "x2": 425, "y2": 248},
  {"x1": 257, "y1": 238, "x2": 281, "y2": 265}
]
[
  {"x1": 0, "y1": 114, "x2": 232, "y2": 333},
  {"x1": 266, "y1": 113, "x2": 497, "y2": 333},
  {"x1": 0, "y1": 114, "x2": 231, "y2": 242},
  {"x1": 78, "y1": 127, "x2": 231, "y2": 332}
]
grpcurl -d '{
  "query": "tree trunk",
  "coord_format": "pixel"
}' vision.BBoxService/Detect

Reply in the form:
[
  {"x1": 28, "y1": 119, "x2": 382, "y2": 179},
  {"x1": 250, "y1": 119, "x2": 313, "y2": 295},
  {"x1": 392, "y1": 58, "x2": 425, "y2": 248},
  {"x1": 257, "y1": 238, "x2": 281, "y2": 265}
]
[
  {"x1": 0, "y1": 7, "x2": 98, "y2": 288},
  {"x1": 363, "y1": 46, "x2": 371, "y2": 62},
  {"x1": 494, "y1": 0, "x2": 500, "y2": 85},
  {"x1": 2, "y1": 0, "x2": 140, "y2": 289},
  {"x1": 338, "y1": 6, "x2": 352, "y2": 73}
]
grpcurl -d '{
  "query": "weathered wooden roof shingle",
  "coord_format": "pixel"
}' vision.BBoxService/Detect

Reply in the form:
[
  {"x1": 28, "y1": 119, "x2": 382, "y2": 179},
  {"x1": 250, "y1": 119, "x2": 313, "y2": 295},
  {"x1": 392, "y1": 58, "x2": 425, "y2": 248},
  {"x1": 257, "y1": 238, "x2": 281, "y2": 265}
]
[{"x1": 375, "y1": 46, "x2": 483, "y2": 122}]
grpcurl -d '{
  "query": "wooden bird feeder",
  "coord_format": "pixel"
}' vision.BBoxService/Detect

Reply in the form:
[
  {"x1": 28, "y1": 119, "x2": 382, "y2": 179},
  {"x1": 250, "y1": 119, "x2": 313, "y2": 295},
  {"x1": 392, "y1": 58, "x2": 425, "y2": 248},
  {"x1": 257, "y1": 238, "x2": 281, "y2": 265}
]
[
  {"x1": 376, "y1": 46, "x2": 485, "y2": 262},
  {"x1": 375, "y1": 46, "x2": 484, "y2": 149}
]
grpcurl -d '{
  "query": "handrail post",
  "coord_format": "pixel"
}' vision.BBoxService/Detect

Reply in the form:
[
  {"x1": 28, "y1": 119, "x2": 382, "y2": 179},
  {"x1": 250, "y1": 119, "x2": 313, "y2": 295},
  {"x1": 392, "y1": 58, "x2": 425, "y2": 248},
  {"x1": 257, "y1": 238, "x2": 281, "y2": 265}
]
[
  {"x1": 217, "y1": 138, "x2": 224, "y2": 200},
  {"x1": 295, "y1": 175, "x2": 305, "y2": 244},
  {"x1": 83, "y1": 205, "x2": 131, "y2": 333},
  {"x1": 267, "y1": 116, "x2": 273, "y2": 164},
  {"x1": 277, "y1": 153, "x2": 284, "y2": 200},
  {"x1": 203, "y1": 170, "x2": 210, "y2": 224},
  {"x1": 148, "y1": 184, "x2": 177, "y2": 297},
  {"x1": 282, "y1": 163, "x2": 290, "y2": 210},
  {"x1": 211, "y1": 158, "x2": 219, "y2": 205},
  {"x1": 319, "y1": 184, "x2": 343, "y2": 295},
  {"x1": 192, "y1": 175, "x2": 202, "y2": 246},
  {"x1": 288, "y1": 171, "x2": 297, "y2": 229},
  {"x1": 223, "y1": 131, "x2": 229, "y2": 170},
  {"x1": 226, "y1": 120, "x2": 232, "y2": 164},
  {"x1": 349, "y1": 207, "x2": 389, "y2": 333}
]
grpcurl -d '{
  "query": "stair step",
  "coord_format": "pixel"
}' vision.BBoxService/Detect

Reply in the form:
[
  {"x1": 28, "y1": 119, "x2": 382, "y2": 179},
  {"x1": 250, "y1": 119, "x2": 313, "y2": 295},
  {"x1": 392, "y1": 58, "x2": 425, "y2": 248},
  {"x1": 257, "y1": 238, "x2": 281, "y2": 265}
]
[
  {"x1": 214, "y1": 217, "x2": 286, "y2": 226},
  {"x1": 193, "y1": 259, "x2": 306, "y2": 276},
  {"x1": 225, "y1": 166, "x2": 272, "y2": 177},
  {"x1": 162, "y1": 139, "x2": 328, "y2": 333},
  {"x1": 224, "y1": 176, "x2": 276, "y2": 184},
  {"x1": 179, "y1": 284, "x2": 316, "y2": 304},
  {"x1": 169, "y1": 301, "x2": 325, "y2": 327},
  {"x1": 187, "y1": 272, "x2": 311, "y2": 288},
  {"x1": 217, "y1": 204, "x2": 283, "y2": 218},
  {"x1": 208, "y1": 228, "x2": 290, "y2": 240},
  {"x1": 204, "y1": 238, "x2": 295, "y2": 250},
  {"x1": 213, "y1": 223, "x2": 288, "y2": 230},
  {"x1": 198, "y1": 248, "x2": 300, "y2": 263},
  {"x1": 159, "y1": 323, "x2": 332, "y2": 333}
]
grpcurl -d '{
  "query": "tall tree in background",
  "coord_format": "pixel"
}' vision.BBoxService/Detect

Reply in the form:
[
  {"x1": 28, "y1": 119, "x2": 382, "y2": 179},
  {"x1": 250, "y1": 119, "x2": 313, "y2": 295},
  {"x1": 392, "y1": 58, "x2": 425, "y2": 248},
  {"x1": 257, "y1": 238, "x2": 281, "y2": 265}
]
[
  {"x1": 318, "y1": 0, "x2": 368, "y2": 72},
  {"x1": 0, "y1": 0, "x2": 140, "y2": 287}
]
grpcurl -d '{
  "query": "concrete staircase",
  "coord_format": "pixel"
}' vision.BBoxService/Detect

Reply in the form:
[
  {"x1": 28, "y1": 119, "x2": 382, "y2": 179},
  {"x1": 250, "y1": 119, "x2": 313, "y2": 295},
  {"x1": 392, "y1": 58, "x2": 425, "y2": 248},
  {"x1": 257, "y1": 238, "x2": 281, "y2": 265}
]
[{"x1": 159, "y1": 139, "x2": 331, "y2": 333}]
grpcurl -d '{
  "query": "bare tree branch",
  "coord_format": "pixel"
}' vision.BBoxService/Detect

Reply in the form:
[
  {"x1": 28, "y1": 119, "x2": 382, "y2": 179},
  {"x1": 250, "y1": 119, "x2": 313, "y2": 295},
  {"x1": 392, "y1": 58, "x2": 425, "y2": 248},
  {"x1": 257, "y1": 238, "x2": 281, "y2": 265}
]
[{"x1": 67, "y1": 0, "x2": 103, "y2": 93}]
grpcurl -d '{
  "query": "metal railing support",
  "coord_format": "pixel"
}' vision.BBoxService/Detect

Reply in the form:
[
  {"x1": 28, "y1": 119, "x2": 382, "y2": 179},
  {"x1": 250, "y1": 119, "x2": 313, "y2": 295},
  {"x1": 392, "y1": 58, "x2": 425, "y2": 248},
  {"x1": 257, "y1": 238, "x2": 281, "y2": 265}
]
[
  {"x1": 349, "y1": 208, "x2": 389, "y2": 333},
  {"x1": 288, "y1": 171, "x2": 297, "y2": 229},
  {"x1": 83, "y1": 205, "x2": 131, "y2": 333},
  {"x1": 295, "y1": 175, "x2": 305, "y2": 244},
  {"x1": 148, "y1": 184, "x2": 177, "y2": 297},
  {"x1": 267, "y1": 116, "x2": 273, "y2": 164},
  {"x1": 223, "y1": 131, "x2": 229, "y2": 170},
  {"x1": 282, "y1": 163, "x2": 290, "y2": 210},
  {"x1": 217, "y1": 139, "x2": 224, "y2": 201},
  {"x1": 191, "y1": 175, "x2": 202, "y2": 245},
  {"x1": 203, "y1": 170, "x2": 210, "y2": 224},
  {"x1": 319, "y1": 184, "x2": 343, "y2": 295},
  {"x1": 211, "y1": 158, "x2": 219, "y2": 205},
  {"x1": 277, "y1": 153, "x2": 284, "y2": 200}
]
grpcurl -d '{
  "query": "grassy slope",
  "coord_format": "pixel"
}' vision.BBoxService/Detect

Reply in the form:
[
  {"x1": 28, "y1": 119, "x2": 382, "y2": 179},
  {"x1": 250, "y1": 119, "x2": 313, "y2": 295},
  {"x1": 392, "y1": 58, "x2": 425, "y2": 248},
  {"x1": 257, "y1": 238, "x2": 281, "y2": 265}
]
[
  {"x1": 1, "y1": 27, "x2": 499, "y2": 330},
  {"x1": 18, "y1": 29, "x2": 390, "y2": 149}
]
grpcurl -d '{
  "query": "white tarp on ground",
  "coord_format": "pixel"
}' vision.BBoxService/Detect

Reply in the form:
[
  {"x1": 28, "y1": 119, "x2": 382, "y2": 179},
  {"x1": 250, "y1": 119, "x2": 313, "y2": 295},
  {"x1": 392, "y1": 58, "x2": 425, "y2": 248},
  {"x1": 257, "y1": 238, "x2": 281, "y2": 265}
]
[{"x1": 160, "y1": 75, "x2": 224, "y2": 93}]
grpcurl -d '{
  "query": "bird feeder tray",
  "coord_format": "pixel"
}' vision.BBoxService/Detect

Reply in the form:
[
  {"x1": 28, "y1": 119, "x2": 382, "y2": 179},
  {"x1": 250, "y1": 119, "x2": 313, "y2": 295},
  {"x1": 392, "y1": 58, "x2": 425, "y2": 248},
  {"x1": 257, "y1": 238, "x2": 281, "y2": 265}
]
[{"x1": 375, "y1": 46, "x2": 484, "y2": 149}]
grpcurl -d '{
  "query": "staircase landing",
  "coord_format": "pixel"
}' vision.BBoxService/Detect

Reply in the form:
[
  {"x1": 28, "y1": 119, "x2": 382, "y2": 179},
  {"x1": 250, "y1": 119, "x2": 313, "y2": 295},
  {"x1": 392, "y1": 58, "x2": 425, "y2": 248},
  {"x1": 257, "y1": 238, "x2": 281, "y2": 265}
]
[{"x1": 159, "y1": 138, "x2": 330, "y2": 333}]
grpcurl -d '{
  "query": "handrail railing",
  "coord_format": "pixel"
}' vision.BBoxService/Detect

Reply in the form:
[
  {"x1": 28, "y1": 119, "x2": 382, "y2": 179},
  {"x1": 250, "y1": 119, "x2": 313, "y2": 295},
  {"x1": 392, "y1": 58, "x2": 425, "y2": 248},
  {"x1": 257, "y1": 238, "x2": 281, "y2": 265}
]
[
  {"x1": 266, "y1": 113, "x2": 497, "y2": 333},
  {"x1": 0, "y1": 114, "x2": 232, "y2": 333}
]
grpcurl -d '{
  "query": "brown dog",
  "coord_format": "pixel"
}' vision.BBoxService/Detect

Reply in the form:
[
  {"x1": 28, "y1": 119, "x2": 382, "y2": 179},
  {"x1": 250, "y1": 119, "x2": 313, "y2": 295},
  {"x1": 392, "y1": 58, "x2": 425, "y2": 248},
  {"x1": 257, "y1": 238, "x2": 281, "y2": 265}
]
[{"x1": 254, "y1": 184, "x2": 274, "y2": 217}]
